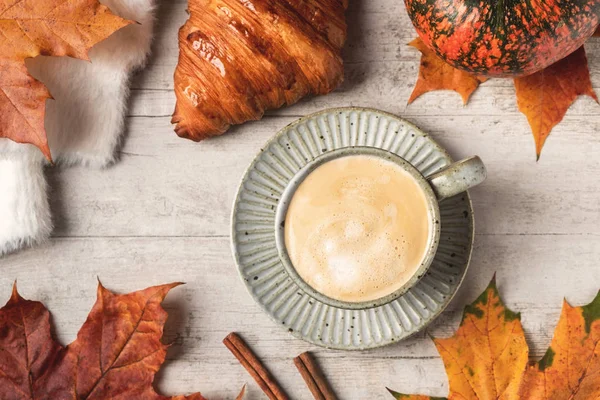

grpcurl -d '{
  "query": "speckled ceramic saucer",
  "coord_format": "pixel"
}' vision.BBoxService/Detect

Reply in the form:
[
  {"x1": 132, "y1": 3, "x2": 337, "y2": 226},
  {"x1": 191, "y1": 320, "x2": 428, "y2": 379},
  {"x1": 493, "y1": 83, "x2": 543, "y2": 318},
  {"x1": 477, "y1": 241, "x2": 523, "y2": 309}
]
[{"x1": 231, "y1": 107, "x2": 474, "y2": 350}]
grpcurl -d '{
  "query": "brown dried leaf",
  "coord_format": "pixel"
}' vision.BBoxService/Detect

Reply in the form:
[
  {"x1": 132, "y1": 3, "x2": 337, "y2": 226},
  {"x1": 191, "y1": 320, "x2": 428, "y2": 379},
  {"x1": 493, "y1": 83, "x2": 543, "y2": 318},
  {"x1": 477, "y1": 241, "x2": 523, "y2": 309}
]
[
  {"x1": 0, "y1": 283, "x2": 63, "y2": 397},
  {"x1": 0, "y1": 283, "x2": 210, "y2": 399}
]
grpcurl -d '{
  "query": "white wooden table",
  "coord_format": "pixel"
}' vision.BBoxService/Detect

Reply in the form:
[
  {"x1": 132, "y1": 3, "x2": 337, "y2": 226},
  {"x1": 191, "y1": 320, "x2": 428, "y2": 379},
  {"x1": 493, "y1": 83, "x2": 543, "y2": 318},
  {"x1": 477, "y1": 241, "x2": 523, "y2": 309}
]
[{"x1": 3, "y1": 1, "x2": 600, "y2": 398}]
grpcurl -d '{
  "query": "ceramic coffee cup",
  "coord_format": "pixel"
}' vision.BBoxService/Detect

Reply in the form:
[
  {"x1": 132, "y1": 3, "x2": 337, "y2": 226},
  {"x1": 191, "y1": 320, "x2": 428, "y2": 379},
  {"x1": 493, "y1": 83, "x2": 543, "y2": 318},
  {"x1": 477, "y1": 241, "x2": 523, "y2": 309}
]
[{"x1": 274, "y1": 146, "x2": 486, "y2": 310}]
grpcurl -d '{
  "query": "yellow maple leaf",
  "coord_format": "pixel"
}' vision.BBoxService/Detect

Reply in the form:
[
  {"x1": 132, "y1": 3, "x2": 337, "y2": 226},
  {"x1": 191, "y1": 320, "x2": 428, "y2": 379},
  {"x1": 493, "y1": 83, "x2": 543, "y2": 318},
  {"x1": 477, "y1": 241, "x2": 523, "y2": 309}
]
[{"x1": 389, "y1": 277, "x2": 600, "y2": 399}]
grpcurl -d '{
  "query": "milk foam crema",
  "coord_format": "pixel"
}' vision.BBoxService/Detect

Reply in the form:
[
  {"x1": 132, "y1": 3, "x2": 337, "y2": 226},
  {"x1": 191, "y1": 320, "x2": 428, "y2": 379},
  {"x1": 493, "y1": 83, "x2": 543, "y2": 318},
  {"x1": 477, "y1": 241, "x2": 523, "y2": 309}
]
[{"x1": 284, "y1": 155, "x2": 433, "y2": 303}]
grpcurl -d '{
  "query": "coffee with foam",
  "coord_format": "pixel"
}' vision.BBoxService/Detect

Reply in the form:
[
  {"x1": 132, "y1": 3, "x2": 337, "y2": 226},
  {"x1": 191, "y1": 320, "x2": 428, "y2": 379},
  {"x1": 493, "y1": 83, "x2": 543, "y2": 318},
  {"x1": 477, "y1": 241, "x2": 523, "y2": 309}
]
[{"x1": 284, "y1": 155, "x2": 432, "y2": 303}]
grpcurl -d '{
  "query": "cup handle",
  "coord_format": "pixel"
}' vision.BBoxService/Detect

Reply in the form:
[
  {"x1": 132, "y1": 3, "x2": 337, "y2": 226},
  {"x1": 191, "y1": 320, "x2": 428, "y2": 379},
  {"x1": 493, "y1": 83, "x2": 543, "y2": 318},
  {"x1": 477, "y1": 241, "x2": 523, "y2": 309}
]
[{"x1": 426, "y1": 156, "x2": 487, "y2": 202}]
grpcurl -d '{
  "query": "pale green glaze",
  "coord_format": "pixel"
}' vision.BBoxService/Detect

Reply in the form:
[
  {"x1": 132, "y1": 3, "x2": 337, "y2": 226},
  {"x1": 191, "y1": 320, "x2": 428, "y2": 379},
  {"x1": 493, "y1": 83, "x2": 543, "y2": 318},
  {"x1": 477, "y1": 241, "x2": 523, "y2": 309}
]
[{"x1": 231, "y1": 107, "x2": 479, "y2": 350}]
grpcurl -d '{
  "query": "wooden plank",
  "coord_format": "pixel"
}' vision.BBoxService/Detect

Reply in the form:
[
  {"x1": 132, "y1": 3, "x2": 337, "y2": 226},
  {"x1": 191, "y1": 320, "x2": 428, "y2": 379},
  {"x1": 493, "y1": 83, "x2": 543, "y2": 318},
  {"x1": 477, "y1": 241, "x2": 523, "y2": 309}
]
[
  {"x1": 4, "y1": 0, "x2": 600, "y2": 398},
  {"x1": 127, "y1": 83, "x2": 600, "y2": 118},
  {"x1": 2, "y1": 234, "x2": 599, "y2": 397},
  {"x1": 47, "y1": 114, "x2": 600, "y2": 238}
]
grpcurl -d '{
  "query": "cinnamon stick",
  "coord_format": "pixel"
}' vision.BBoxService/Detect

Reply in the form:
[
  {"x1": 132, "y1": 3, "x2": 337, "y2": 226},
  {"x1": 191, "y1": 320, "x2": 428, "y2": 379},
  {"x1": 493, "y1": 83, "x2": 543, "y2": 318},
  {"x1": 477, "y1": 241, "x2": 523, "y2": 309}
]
[
  {"x1": 223, "y1": 332, "x2": 289, "y2": 400},
  {"x1": 294, "y1": 352, "x2": 338, "y2": 400}
]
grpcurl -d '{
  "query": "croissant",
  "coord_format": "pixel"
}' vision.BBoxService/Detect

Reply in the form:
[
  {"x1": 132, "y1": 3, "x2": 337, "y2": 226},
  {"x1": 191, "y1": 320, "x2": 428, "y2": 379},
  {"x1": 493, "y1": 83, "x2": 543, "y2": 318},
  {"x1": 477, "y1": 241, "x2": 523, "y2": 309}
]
[{"x1": 171, "y1": 0, "x2": 348, "y2": 140}]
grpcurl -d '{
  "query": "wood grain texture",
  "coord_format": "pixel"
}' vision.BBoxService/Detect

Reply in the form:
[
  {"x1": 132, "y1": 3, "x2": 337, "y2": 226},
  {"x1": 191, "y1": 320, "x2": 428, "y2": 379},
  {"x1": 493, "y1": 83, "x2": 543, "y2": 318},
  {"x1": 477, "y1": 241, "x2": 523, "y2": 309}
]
[{"x1": 2, "y1": 0, "x2": 600, "y2": 398}]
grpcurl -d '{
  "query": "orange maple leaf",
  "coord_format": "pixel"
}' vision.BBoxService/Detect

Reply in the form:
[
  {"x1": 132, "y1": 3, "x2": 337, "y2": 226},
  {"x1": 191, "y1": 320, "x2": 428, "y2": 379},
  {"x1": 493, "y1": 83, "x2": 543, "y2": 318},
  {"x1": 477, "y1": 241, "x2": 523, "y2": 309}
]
[
  {"x1": 388, "y1": 277, "x2": 600, "y2": 399},
  {"x1": 0, "y1": 282, "x2": 221, "y2": 399},
  {"x1": 409, "y1": 39, "x2": 598, "y2": 160},
  {"x1": 0, "y1": 0, "x2": 131, "y2": 160},
  {"x1": 514, "y1": 47, "x2": 598, "y2": 159},
  {"x1": 408, "y1": 38, "x2": 487, "y2": 105}
]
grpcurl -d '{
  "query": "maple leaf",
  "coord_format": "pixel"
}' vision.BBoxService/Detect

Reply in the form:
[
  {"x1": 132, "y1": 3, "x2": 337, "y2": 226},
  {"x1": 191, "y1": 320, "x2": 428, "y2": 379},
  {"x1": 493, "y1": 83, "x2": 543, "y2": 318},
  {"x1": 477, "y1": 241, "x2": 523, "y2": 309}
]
[
  {"x1": 514, "y1": 47, "x2": 598, "y2": 159},
  {"x1": 408, "y1": 39, "x2": 598, "y2": 160},
  {"x1": 0, "y1": 0, "x2": 131, "y2": 160},
  {"x1": 0, "y1": 282, "x2": 212, "y2": 400},
  {"x1": 388, "y1": 277, "x2": 600, "y2": 399},
  {"x1": 408, "y1": 38, "x2": 487, "y2": 105}
]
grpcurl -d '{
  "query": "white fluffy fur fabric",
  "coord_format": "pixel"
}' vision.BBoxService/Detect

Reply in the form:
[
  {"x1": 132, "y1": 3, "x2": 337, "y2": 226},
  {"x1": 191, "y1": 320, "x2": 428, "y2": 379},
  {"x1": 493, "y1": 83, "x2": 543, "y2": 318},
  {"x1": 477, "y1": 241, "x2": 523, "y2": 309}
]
[{"x1": 0, "y1": 0, "x2": 156, "y2": 255}]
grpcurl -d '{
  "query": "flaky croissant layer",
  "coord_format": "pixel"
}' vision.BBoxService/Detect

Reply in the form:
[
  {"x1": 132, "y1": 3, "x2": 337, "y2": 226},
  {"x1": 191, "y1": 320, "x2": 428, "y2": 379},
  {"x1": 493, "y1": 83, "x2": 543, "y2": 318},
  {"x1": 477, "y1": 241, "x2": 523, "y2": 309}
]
[{"x1": 172, "y1": 0, "x2": 348, "y2": 140}]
